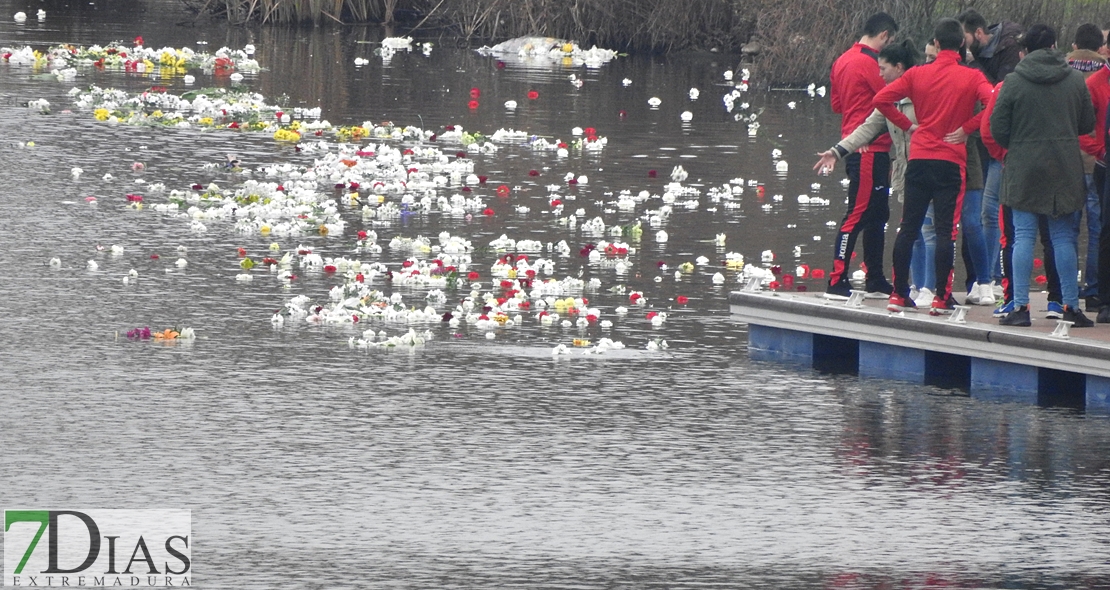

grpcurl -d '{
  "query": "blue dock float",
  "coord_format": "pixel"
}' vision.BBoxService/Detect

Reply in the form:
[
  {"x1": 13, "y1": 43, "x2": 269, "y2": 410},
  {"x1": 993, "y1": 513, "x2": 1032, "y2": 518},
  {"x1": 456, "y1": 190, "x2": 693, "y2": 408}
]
[{"x1": 729, "y1": 289, "x2": 1110, "y2": 411}]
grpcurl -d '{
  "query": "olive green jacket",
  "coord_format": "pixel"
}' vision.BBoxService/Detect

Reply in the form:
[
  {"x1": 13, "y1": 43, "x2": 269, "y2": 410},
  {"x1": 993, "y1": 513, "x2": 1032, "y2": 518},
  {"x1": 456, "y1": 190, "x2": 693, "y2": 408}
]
[{"x1": 990, "y1": 49, "x2": 1095, "y2": 217}]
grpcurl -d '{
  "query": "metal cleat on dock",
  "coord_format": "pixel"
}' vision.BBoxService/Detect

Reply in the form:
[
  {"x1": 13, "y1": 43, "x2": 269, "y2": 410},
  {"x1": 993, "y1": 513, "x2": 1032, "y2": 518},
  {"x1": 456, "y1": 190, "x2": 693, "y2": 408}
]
[
  {"x1": 845, "y1": 290, "x2": 866, "y2": 308},
  {"x1": 742, "y1": 275, "x2": 762, "y2": 293},
  {"x1": 1050, "y1": 320, "x2": 1073, "y2": 339},
  {"x1": 948, "y1": 305, "x2": 970, "y2": 324}
]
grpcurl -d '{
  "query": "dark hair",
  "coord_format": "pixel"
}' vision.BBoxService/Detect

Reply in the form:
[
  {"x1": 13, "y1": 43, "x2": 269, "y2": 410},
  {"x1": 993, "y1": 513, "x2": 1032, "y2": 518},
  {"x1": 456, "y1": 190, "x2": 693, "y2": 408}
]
[
  {"x1": 879, "y1": 39, "x2": 918, "y2": 70},
  {"x1": 863, "y1": 12, "x2": 899, "y2": 37},
  {"x1": 1024, "y1": 24, "x2": 1056, "y2": 52},
  {"x1": 957, "y1": 9, "x2": 988, "y2": 34},
  {"x1": 935, "y1": 18, "x2": 966, "y2": 51},
  {"x1": 1075, "y1": 23, "x2": 1103, "y2": 51}
]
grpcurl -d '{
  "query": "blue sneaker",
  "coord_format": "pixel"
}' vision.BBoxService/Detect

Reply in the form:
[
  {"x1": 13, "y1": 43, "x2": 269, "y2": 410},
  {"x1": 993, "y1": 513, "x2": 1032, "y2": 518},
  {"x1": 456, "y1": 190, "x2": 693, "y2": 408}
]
[
  {"x1": 992, "y1": 300, "x2": 1015, "y2": 318},
  {"x1": 1045, "y1": 301, "x2": 1064, "y2": 319}
]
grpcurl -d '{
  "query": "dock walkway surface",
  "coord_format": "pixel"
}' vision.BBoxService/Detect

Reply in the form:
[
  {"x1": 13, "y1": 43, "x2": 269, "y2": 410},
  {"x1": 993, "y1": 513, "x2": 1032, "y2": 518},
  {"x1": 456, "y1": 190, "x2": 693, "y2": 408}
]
[{"x1": 729, "y1": 289, "x2": 1110, "y2": 410}]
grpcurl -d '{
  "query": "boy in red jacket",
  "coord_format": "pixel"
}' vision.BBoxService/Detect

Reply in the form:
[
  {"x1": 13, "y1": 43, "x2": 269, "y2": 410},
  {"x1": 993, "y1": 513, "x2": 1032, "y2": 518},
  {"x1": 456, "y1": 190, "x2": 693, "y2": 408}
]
[
  {"x1": 823, "y1": 12, "x2": 899, "y2": 301},
  {"x1": 873, "y1": 18, "x2": 994, "y2": 314}
]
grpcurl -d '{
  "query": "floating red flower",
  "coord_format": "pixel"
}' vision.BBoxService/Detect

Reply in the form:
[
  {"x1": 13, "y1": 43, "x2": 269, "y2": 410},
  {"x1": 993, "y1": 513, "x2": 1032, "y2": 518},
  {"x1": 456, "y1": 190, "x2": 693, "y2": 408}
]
[
  {"x1": 468, "y1": 271, "x2": 480, "y2": 280},
  {"x1": 468, "y1": 100, "x2": 479, "y2": 109},
  {"x1": 323, "y1": 265, "x2": 337, "y2": 273},
  {"x1": 769, "y1": 281, "x2": 781, "y2": 290},
  {"x1": 527, "y1": 90, "x2": 539, "y2": 100},
  {"x1": 648, "y1": 170, "x2": 657, "y2": 178},
  {"x1": 478, "y1": 175, "x2": 488, "y2": 183},
  {"x1": 550, "y1": 199, "x2": 562, "y2": 207},
  {"x1": 150, "y1": 254, "x2": 159, "y2": 260},
  {"x1": 529, "y1": 169, "x2": 539, "y2": 176},
  {"x1": 134, "y1": 36, "x2": 144, "y2": 46},
  {"x1": 496, "y1": 185, "x2": 510, "y2": 196},
  {"x1": 811, "y1": 269, "x2": 826, "y2": 279},
  {"x1": 676, "y1": 296, "x2": 689, "y2": 304},
  {"x1": 470, "y1": 87, "x2": 481, "y2": 98},
  {"x1": 482, "y1": 208, "x2": 495, "y2": 216},
  {"x1": 237, "y1": 247, "x2": 247, "y2": 257},
  {"x1": 357, "y1": 230, "x2": 368, "y2": 240}
]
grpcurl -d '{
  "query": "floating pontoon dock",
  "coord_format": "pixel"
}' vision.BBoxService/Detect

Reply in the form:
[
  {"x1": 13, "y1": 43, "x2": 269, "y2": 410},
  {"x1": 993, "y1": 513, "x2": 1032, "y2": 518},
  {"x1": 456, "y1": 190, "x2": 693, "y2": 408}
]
[{"x1": 729, "y1": 288, "x2": 1110, "y2": 410}]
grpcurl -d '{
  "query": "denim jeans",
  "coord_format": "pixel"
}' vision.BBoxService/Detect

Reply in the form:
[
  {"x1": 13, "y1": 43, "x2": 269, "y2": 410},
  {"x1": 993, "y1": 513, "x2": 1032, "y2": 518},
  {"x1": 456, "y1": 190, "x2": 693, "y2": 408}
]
[
  {"x1": 911, "y1": 203, "x2": 936, "y2": 290},
  {"x1": 1081, "y1": 173, "x2": 1101, "y2": 298},
  {"x1": 1012, "y1": 209, "x2": 1080, "y2": 308},
  {"x1": 981, "y1": 159, "x2": 1003, "y2": 283},
  {"x1": 962, "y1": 188, "x2": 991, "y2": 284}
]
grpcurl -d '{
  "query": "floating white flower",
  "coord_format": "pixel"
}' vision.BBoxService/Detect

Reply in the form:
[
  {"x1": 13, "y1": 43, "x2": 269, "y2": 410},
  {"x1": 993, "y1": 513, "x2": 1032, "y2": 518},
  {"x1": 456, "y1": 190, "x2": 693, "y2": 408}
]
[
  {"x1": 647, "y1": 97, "x2": 662, "y2": 108},
  {"x1": 354, "y1": 57, "x2": 369, "y2": 66},
  {"x1": 229, "y1": 73, "x2": 244, "y2": 82},
  {"x1": 680, "y1": 111, "x2": 693, "y2": 121},
  {"x1": 36, "y1": 9, "x2": 45, "y2": 20},
  {"x1": 761, "y1": 250, "x2": 774, "y2": 262},
  {"x1": 787, "y1": 101, "x2": 797, "y2": 109},
  {"x1": 71, "y1": 167, "x2": 82, "y2": 179},
  {"x1": 86, "y1": 260, "x2": 98, "y2": 271},
  {"x1": 656, "y1": 230, "x2": 668, "y2": 242},
  {"x1": 771, "y1": 148, "x2": 782, "y2": 159},
  {"x1": 712, "y1": 272, "x2": 725, "y2": 284},
  {"x1": 504, "y1": 100, "x2": 517, "y2": 109},
  {"x1": 775, "y1": 160, "x2": 788, "y2": 173},
  {"x1": 723, "y1": 70, "x2": 733, "y2": 81},
  {"x1": 183, "y1": 75, "x2": 195, "y2": 85},
  {"x1": 13, "y1": 12, "x2": 26, "y2": 22},
  {"x1": 622, "y1": 78, "x2": 632, "y2": 86},
  {"x1": 689, "y1": 88, "x2": 699, "y2": 100}
]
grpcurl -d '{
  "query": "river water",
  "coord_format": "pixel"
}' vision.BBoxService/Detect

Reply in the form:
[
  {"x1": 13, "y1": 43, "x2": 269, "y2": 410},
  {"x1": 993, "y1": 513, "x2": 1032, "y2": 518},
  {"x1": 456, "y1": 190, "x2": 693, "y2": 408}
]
[{"x1": 1, "y1": 3, "x2": 1110, "y2": 588}]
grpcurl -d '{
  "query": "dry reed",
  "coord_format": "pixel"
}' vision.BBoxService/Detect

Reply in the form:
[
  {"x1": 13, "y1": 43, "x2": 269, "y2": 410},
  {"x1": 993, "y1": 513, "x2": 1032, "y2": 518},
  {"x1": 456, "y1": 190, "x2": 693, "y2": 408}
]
[{"x1": 185, "y1": 0, "x2": 1110, "y2": 84}]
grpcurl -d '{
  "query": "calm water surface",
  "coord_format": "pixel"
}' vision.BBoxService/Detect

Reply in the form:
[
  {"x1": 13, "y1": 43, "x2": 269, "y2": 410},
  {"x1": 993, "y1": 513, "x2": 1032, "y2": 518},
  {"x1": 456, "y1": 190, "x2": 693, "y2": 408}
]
[{"x1": 1, "y1": 3, "x2": 1110, "y2": 588}]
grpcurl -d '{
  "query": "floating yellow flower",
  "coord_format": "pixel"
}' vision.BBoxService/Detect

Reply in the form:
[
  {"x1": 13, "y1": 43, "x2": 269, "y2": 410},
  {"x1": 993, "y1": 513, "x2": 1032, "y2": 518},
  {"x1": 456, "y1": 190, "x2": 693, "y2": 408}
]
[
  {"x1": 318, "y1": 225, "x2": 329, "y2": 236},
  {"x1": 93, "y1": 108, "x2": 109, "y2": 121},
  {"x1": 562, "y1": 43, "x2": 574, "y2": 53},
  {"x1": 272, "y1": 128, "x2": 301, "y2": 142},
  {"x1": 260, "y1": 224, "x2": 271, "y2": 236},
  {"x1": 198, "y1": 117, "x2": 214, "y2": 126},
  {"x1": 573, "y1": 338, "x2": 590, "y2": 347},
  {"x1": 150, "y1": 110, "x2": 163, "y2": 118}
]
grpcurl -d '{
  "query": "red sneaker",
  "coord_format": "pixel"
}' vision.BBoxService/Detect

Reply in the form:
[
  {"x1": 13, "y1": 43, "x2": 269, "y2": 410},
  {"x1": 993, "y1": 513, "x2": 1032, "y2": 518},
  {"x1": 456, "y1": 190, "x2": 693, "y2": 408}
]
[
  {"x1": 929, "y1": 294, "x2": 958, "y2": 316},
  {"x1": 887, "y1": 292, "x2": 916, "y2": 313}
]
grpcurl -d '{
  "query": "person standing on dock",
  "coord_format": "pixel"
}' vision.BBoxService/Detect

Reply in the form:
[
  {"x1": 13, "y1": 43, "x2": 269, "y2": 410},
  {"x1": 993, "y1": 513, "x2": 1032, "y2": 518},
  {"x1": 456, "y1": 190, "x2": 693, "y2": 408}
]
[
  {"x1": 1067, "y1": 23, "x2": 1109, "y2": 312},
  {"x1": 823, "y1": 12, "x2": 899, "y2": 302},
  {"x1": 873, "y1": 18, "x2": 993, "y2": 315},
  {"x1": 989, "y1": 24, "x2": 1095, "y2": 328}
]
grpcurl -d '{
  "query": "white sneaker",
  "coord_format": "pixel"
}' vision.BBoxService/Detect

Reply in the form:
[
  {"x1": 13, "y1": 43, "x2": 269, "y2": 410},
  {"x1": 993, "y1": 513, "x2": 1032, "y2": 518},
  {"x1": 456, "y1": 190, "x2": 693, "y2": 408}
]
[
  {"x1": 990, "y1": 281, "x2": 1003, "y2": 299},
  {"x1": 914, "y1": 287, "x2": 935, "y2": 308},
  {"x1": 910, "y1": 286, "x2": 920, "y2": 301},
  {"x1": 970, "y1": 283, "x2": 997, "y2": 306}
]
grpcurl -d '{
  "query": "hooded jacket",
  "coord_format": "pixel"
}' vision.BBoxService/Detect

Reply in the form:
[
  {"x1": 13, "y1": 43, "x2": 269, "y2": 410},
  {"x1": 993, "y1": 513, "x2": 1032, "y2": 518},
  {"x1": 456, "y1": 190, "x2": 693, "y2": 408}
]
[
  {"x1": 977, "y1": 21, "x2": 1024, "y2": 84},
  {"x1": 990, "y1": 49, "x2": 1095, "y2": 216}
]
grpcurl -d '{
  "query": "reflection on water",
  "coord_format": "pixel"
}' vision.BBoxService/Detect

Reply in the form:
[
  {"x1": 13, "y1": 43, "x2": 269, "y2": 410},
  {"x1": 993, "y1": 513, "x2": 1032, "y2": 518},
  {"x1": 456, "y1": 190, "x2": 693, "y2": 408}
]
[{"x1": 2, "y1": 6, "x2": 1110, "y2": 589}]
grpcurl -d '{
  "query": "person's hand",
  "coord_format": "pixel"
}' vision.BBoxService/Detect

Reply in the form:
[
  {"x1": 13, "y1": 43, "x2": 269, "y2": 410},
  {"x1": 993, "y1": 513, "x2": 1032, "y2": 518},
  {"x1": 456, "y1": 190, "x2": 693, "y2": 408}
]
[
  {"x1": 908, "y1": 123, "x2": 919, "y2": 133},
  {"x1": 813, "y1": 150, "x2": 838, "y2": 175},
  {"x1": 944, "y1": 127, "x2": 969, "y2": 144}
]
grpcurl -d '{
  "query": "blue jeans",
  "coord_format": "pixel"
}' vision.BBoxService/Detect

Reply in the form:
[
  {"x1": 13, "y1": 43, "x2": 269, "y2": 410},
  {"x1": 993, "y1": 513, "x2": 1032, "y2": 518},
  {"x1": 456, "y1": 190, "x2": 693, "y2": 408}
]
[
  {"x1": 1081, "y1": 173, "x2": 1101, "y2": 298},
  {"x1": 912, "y1": 203, "x2": 936, "y2": 290},
  {"x1": 1012, "y1": 209, "x2": 1080, "y2": 308},
  {"x1": 962, "y1": 188, "x2": 991, "y2": 284},
  {"x1": 982, "y1": 159, "x2": 1003, "y2": 283}
]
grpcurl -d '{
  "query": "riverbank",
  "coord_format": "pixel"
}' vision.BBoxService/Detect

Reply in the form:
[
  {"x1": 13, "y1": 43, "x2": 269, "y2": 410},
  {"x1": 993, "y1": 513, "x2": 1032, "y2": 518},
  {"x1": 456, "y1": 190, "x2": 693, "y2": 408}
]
[{"x1": 170, "y1": 0, "x2": 1110, "y2": 84}]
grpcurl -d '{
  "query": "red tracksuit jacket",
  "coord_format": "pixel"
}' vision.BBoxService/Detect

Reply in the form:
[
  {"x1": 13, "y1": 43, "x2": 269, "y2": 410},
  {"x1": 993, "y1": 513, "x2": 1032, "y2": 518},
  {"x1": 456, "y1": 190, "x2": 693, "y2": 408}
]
[
  {"x1": 873, "y1": 49, "x2": 993, "y2": 165},
  {"x1": 831, "y1": 42, "x2": 892, "y2": 152}
]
